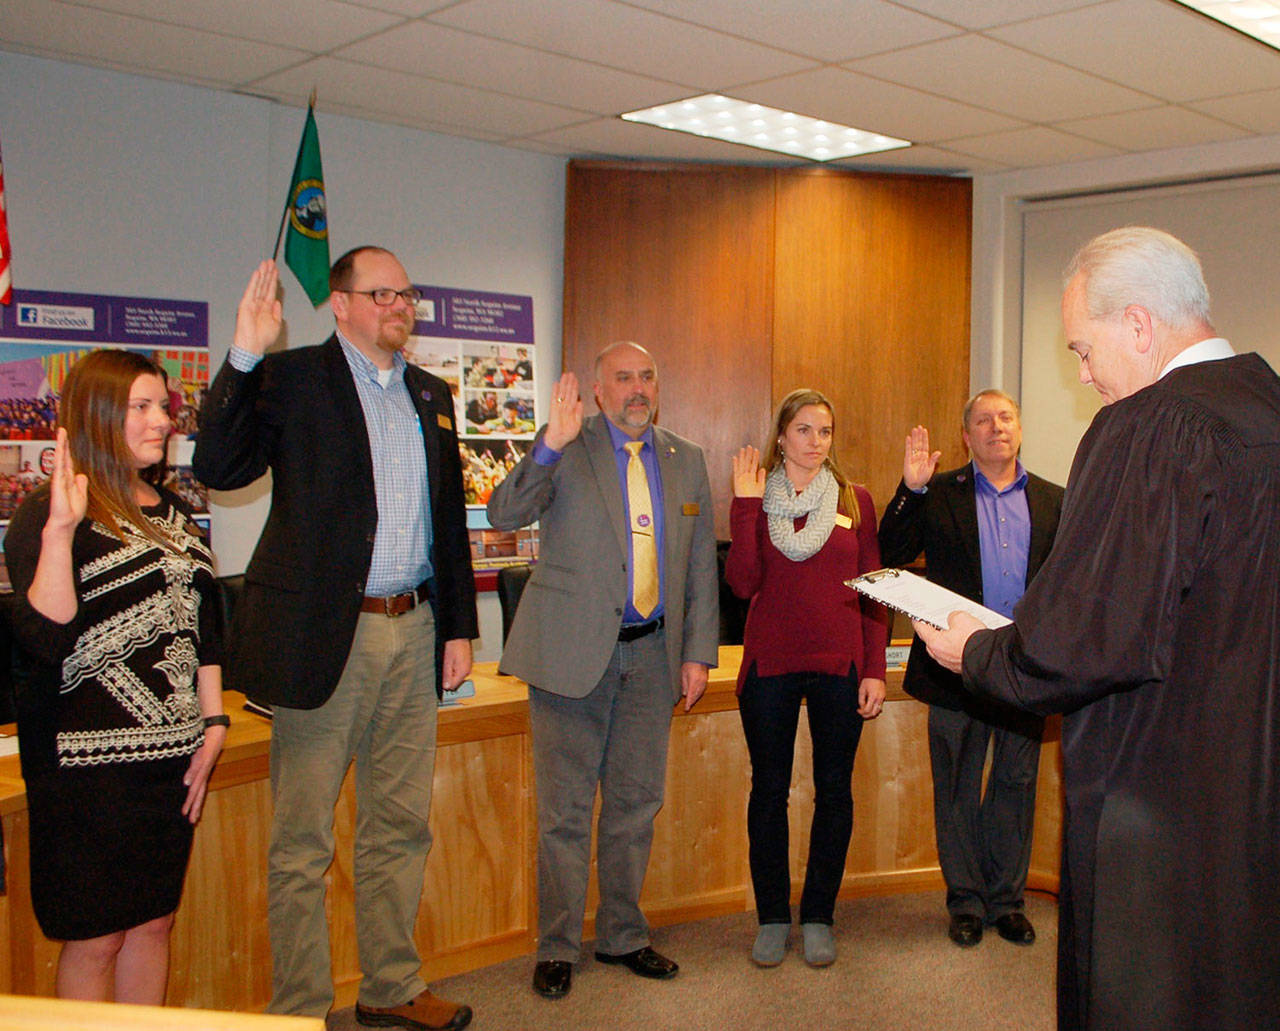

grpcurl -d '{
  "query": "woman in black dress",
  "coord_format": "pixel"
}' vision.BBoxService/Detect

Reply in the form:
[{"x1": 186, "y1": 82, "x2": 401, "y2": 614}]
[{"x1": 4, "y1": 350, "x2": 225, "y2": 1003}]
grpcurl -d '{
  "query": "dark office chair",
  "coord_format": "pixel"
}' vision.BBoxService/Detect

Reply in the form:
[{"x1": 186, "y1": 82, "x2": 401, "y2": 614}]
[
  {"x1": 716, "y1": 540, "x2": 749, "y2": 645},
  {"x1": 215, "y1": 575, "x2": 245, "y2": 644},
  {"x1": 215, "y1": 574, "x2": 269, "y2": 712},
  {"x1": 496, "y1": 564, "x2": 532, "y2": 644},
  {"x1": 0, "y1": 593, "x2": 14, "y2": 727}
]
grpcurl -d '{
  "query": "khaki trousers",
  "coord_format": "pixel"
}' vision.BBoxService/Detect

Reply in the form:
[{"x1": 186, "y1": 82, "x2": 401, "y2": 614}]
[{"x1": 266, "y1": 603, "x2": 437, "y2": 1016}]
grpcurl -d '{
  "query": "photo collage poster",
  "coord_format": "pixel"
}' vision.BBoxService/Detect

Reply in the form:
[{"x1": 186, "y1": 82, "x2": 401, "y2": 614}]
[
  {"x1": 0, "y1": 289, "x2": 211, "y2": 590},
  {"x1": 403, "y1": 285, "x2": 538, "y2": 569}
]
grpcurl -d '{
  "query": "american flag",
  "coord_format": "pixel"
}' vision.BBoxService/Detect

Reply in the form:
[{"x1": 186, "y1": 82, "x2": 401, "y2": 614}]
[{"x1": 0, "y1": 132, "x2": 11, "y2": 305}]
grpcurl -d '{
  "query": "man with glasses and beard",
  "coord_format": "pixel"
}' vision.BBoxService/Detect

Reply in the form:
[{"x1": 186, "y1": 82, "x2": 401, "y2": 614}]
[{"x1": 195, "y1": 248, "x2": 477, "y2": 1031}]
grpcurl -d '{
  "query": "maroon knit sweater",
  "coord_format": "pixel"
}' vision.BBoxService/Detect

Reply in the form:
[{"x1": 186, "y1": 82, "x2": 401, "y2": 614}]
[{"x1": 726, "y1": 487, "x2": 888, "y2": 694}]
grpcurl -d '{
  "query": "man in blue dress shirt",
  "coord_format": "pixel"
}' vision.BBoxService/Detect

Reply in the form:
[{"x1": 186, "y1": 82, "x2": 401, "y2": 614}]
[
  {"x1": 879, "y1": 391, "x2": 1063, "y2": 949},
  {"x1": 487, "y1": 342, "x2": 718, "y2": 1000}
]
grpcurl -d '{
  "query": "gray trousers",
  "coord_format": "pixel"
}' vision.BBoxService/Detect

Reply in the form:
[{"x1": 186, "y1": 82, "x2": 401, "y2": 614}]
[
  {"x1": 928, "y1": 702, "x2": 1043, "y2": 921},
  {"x1": 266, "y1": 604, "x2": 437, "y2": 1016},
  {"x1": 528, "y1": 629, "x2": 672, "y2": 962}
]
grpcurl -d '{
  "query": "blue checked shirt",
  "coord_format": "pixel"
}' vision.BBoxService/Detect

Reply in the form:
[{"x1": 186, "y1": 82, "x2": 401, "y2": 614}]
[{"x1": 229, "y1": 336, "x2": 433, "y2": 595}]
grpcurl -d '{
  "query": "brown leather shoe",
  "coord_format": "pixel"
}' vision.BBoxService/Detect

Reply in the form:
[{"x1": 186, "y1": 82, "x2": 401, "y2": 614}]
[{"x1": 355, "y1": 989, "x2": 473, "y2": 1030}]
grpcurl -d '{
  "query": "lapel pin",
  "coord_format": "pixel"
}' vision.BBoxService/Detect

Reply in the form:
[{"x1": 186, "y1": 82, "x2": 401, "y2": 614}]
[{"x1": 421, "y1": 389, "x2": 432, "y2": 401}]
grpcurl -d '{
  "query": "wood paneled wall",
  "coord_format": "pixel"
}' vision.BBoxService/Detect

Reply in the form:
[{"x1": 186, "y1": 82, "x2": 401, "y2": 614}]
[{"x1": 564, "y1": 161, "x2": 972, "y2": 535}]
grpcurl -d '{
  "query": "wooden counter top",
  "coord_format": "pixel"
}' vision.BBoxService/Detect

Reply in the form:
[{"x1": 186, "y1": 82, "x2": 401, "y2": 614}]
[
  {"x1": 0, "y1": 645, "x2": 1044, "y2": 1013},
  {"x1": 0, "y1": 647, "x2": 910, "y2": 811}
]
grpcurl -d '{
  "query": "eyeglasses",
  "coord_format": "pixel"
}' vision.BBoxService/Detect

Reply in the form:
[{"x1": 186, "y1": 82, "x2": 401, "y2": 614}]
[{"x1": 342, "y1": 287, "x2": 422, "y2": 307}]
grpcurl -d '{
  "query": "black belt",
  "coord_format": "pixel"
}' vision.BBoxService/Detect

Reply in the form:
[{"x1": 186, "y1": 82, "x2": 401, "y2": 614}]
[
  {"x1": 361, "y1": 581, "x2": 432, "y2": 617},
  {"x1": 618, "y1": 615, "x2": 664, "y2": 642}
]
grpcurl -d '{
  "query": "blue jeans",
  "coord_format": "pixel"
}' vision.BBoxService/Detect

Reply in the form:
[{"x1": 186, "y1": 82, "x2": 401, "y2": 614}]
[{"x1": 738, "y1": 667, "x2": 864, "y2": 925}]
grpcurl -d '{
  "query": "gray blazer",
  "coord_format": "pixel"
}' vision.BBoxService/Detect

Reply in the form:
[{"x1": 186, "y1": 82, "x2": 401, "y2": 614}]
[{"x1": 487, "y1": 413, "x2": 719, "y2": 701}]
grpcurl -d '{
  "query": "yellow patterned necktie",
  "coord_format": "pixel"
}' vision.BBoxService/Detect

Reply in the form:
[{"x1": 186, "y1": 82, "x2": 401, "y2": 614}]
[{"x1": 624, "y1": 440, "x2": 659, "y2": 619}]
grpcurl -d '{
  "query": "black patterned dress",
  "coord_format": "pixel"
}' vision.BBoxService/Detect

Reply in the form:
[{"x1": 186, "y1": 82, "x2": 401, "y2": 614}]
[{"x1": 4, "y1": 484, "x2": 221, "y2": 940}]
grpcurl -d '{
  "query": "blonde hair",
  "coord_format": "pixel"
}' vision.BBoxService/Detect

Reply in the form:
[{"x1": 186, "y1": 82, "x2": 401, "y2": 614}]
[{"x1": 763, "y1": 388, "x2": 862, "y2": 529}]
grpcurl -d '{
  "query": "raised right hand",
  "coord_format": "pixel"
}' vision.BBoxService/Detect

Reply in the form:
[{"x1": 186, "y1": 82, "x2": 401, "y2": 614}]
[
  {"x1": 234, "y1": 260, "x2": 283, "y2": 356},
  {"x1": 45, "y1": 428, "x2": 88, "y2": 538},
  {"x1": 732, "y1": 446, "x2": 766, "y2": 498},
  {"x1": 544, "y1": 371, "x2": 583, "y2": 451},
  {"x1": 903, "y1": 425, "x2": 941, "y2": 491}
]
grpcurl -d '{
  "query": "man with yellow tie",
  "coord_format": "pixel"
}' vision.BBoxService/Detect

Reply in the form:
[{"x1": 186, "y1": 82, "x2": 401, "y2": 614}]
[{"x1": 488, "y1": 341, "x2": 719, "y2": 1001}]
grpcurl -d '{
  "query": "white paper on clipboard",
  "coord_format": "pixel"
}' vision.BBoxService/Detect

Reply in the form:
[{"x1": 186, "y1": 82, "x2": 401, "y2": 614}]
[{"x1": 845, "y1": 568, "x2": 1012, "y2": 631}]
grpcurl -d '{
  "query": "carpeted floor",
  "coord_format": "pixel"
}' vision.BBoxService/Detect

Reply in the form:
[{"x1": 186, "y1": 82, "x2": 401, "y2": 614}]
[{"x1": 328, "y1": 890, "x2": 1057, "y2": 1031}]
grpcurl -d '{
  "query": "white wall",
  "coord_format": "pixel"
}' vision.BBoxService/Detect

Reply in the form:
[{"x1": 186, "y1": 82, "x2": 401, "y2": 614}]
[
  {"x1": 971, "y1": 130, "x2": 1280, "y2": 393},
  {"x1": 969, "y1": 129, "x2": 1280, "y2": 484},
  {"x1": 0, "y1": 52, "x2": 567, "y2": 660}
]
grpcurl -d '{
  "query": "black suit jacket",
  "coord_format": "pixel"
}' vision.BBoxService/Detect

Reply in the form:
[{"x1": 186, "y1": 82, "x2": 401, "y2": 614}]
[
  {"x1": 193, "y1": 336, "x2": 477, "y2": 709},
  {"x1": 877, "y1": 464, "x2": 1063, "y2": 710}
]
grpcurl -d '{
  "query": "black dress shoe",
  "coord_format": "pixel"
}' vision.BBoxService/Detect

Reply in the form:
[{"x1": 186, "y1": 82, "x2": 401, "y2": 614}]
[
  {"x1": 594, "y1": 945, "x2": 679, "y2": 980},
  {"x1": 948, "y1": 914, "x2": 983, "y2": 948},
  {"x1": 532, "y1": 960, "x2": 572, "y2": 999},
  {"x1": 995, "y1": 911, "x2": 1036, "y2": 945}
]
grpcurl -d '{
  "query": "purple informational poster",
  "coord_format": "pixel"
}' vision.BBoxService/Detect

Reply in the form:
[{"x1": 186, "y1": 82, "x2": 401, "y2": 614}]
[
  {"x1": 403, "y1": 284, "x2": 539, "y2": 568},
  {"x1": 0, "y1": 288, "x2": 211, "y2": 558},
  {"x1": 0, "y1": 288, "x2": 209, "y2": 348}
]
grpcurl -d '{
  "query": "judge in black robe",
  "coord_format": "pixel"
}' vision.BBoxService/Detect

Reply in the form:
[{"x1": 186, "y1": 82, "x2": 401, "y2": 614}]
[{"x1": 918, "y1": 227, "x2": 1280, "y2": 1031}]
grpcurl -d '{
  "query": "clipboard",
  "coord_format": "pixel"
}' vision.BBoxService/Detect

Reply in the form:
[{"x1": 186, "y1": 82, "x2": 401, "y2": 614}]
[{"x1": 845, "y1": 568, "x2": 1012, "y2": 631}]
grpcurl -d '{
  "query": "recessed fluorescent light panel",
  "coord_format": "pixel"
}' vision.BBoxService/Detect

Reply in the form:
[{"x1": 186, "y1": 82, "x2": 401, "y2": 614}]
[
  {"x1": 620, "y1": 94, "x2": 911, "y2": 162},
  {"x1": 1175, "y1": 1, "x2": 1280, "y2": 49}
]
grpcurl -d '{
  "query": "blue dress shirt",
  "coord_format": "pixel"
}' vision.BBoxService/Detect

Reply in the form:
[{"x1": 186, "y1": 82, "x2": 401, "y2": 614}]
[{"x1": 974, "y1": 460, "x2": 1031, "y2": 619}]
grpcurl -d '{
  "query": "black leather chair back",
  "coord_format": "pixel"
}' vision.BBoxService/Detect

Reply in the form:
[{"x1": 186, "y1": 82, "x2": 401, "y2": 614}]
[
  {"x1": 496, "y1": 564, "x2": 532, "y2": 644},
  {"x1": 717, "y1": 540, "x2": 750, "y2": 645}
]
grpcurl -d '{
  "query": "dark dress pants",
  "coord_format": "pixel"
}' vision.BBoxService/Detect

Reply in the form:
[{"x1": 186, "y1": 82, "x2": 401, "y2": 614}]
[
  {"x1": 928, "y1": 700, "x2": 1043, "y2": 921},
  {"x1": 739, "y1": 667, "x2": 864, "y2": 926}
]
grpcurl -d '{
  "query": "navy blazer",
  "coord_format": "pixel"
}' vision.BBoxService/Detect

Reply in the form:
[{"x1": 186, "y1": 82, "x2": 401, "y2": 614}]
[
  {"x1": 877, "y1": 464, "x2": 1063, "y2": 710},
  {"x1": 193, "y1": 336, "x2": 477, "y2": 709}
]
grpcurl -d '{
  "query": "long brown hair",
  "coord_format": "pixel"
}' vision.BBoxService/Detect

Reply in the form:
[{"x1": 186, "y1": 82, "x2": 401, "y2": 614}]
[
  {"x1": 59, "y1": 349, "x2": 174, "y2": 550},
  {"x1": 762, "y1": 388, "x2": 862, "y2": 529}
]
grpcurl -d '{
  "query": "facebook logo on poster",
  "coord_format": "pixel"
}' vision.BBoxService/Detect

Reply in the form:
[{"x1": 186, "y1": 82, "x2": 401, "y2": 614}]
[{"x1": 13, "y1": 303, "x2": 94, "y2": 330}]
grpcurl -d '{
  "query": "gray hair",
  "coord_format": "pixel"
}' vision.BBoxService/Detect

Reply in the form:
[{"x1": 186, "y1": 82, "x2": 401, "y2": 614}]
[
  {"x1": 1064, "y1": 226, "x2": 1210, "y2": 329},
  {"x1": 962, "y1": 388, "x2": 1020, "y2": 431}
]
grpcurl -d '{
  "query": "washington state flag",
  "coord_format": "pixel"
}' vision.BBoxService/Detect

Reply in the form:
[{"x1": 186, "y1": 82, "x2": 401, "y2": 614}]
[{"x1": 283, "y1": 103, "x2": 330, "y2": 306}]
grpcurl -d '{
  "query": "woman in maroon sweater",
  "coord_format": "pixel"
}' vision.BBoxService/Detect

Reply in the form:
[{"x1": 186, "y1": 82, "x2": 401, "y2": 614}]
[{"x1": 725, "y1": 388, "x2": 887, "y2": 969}]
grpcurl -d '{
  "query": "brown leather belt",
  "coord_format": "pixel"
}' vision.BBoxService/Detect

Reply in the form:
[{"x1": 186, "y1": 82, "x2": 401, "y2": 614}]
[{"x1": 361, "y1": 583, "x2": 431, "y2": 617}]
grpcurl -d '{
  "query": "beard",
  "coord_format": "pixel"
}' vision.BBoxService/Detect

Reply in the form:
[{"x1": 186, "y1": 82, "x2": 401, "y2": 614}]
[
  {"x1": 377, "y1": 314, "x2": 414, "y2": 352},
  {"x1": 618, "y1": 395, "x2": 653, "y2": 429}
]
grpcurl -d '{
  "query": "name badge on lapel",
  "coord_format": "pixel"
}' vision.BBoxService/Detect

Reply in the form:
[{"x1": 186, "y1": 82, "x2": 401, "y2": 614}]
[
  {"x1": 437, "y1": 413, "x2": 453, "y2": 431},
  {"x1": 683, "y1": 503, "x2": 700, "y2": 516},
  {"x1": 834, "y1": 513, "x2": 853, "y2": 529}
]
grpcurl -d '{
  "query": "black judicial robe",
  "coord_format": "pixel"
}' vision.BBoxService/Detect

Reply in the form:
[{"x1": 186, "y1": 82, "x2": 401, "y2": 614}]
[{"x1": 962, "y1": 353, "x2": 1280, "y2": 1031}]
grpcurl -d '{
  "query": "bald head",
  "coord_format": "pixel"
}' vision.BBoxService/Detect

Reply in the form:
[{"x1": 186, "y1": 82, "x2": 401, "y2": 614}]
[{"x1": 593, "y1": 341, "x2": 658, "y2": 438}]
